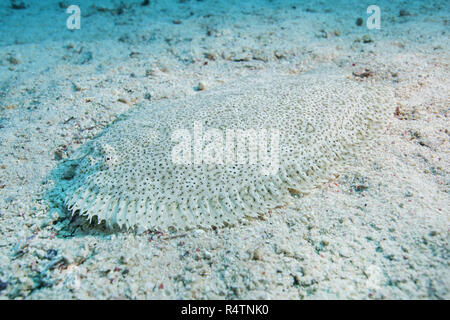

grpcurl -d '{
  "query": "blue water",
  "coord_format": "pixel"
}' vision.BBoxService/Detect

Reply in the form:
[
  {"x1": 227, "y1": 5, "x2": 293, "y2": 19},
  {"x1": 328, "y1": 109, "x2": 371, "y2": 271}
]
[{"x1": 2, "y1": 0, "x2": 447, "y2": 46}]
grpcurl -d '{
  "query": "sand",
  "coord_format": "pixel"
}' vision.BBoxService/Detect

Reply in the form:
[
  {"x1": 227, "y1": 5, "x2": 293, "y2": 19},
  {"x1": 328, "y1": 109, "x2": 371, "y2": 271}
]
[{"x1": 0, "y1": 0, "x2": 448, "y2": 299}]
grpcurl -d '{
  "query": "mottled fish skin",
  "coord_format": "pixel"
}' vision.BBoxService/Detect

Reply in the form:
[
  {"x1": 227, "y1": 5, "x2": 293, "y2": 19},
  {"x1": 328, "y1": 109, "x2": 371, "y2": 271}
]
[{"x1": 63, "y1": 71, "x2": 393, "y2": 231}]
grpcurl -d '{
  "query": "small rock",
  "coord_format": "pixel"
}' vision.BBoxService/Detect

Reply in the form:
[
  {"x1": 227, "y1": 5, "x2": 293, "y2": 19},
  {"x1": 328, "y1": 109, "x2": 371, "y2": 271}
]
[
  {"x1": 196, "y1": 82, "x2": 206, "y2": 91},
  {"x1": 11, "y1": 1, "x2": 27, "y2": 10},
  {"x1": 118, "y1": 34, "x2": 129, "y2": 43},
  {"x1": 61, "y1": 253, "x2": 74, "y2": 264},
  {"x1": 173, "y1": 20, "x2": 182, "y2": 25},
  {"x1": 317, "y1": 29, "x2": 328, "y2": 38},
  {"x1": 204, "y1": 52, "x2": 216, "y2": 60},
  {"x1": 274, "y1": 51, "x2": 286, "y2": 60},
  {"x1": 362, "y1": 35, "x2": 373, "y2": 43},
  {"x1": 230, "y1": 51, "x2": 252, "y2": 62},
  {"x1": 129, "y1": 52, "x2": 140, "y2": 58},
  {"x1": 252, "y1": 248, "x2": 264, "y2": 261},
  {"x1": 356, "y1": 17, "x2": 363, "y2": 26},
  {"x1": 202, "y1": 249, "x2": 212, "y2": 260},
  {"x1": 58, "y1": 2, "x2": 68, "y2": 9},
  {"x1": 339, "y1": 247, "x2": 352, "y2": 258},
  {"x1": 0, "y1": 280, "x2": 8, "y2": 292},
  {"x1": 353, "y1": 68, "x2": 373, "y2": 78},
  {"x1": 7, "y1": 55, "x2": 20, "y2": 65},
  {"x1": 72, "y1": 82, "x2": 82, "y2": 92},
  {"x1": 399, "y1": 9, "x2": 411, "y2": 17},
  {"x1": 54, "y1": 149, "x2": 65, "y2": 160},
  {"x1": 292, "y1": 274, "x2": 301, "y2": 286},
  {"x1": 193, "y1": 229, "x2": 205, "y2": 237}
]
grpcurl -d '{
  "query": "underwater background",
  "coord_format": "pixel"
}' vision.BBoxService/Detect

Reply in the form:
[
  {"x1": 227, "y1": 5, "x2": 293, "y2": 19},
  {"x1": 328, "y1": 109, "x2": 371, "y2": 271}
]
[{"x1": 0, "y1": 0, "x2": 448, "y2": 299}]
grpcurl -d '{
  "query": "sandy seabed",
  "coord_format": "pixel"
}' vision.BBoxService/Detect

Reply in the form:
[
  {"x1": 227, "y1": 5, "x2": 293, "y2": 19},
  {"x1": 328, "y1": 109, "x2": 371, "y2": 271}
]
[{"x1": 0, "y1": 0, "x2": 448, "y2": 299}]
